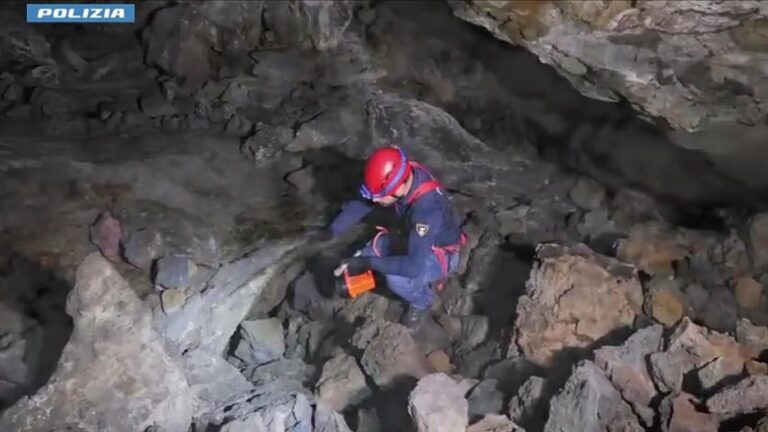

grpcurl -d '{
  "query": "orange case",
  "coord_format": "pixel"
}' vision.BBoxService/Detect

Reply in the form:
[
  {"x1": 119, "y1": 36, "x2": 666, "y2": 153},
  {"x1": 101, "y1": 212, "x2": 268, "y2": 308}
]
[{"x1": 343, "y1": 269, "x2": 376, "y2": 297}]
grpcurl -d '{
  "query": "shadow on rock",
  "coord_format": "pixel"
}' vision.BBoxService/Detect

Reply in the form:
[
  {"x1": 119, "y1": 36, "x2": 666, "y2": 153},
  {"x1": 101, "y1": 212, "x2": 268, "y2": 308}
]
[{"x1": 0, "y1": 252, "x2": 73, "y2": 411}]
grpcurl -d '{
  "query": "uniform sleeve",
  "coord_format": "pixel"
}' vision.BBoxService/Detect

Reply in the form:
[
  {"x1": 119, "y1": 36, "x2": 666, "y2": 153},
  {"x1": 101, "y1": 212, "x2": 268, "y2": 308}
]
[
  {"x1": 329, "y1": 200, "x2": 374, "y2": 237},
  {"x1": 367, "y1": 206, "x2": 442, "y2": 278}
]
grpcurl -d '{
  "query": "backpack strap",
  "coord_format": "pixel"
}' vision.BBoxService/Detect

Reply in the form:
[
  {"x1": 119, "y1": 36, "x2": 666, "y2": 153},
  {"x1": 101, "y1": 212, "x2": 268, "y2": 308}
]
[{"x1": 406, "y1": 180, "x2": 441, "y2": 205}]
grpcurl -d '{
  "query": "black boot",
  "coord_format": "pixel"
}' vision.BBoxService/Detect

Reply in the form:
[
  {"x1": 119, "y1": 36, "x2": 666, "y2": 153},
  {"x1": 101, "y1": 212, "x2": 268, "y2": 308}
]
[{"x1": 401, "y1": 305, "x2": 430, "y2": 329}]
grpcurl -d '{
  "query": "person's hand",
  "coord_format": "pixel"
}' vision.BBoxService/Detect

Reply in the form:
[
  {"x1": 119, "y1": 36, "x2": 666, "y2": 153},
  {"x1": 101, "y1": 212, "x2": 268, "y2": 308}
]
[{"x1": 341, "y1": 256, "x2": 370, "y2": 275}]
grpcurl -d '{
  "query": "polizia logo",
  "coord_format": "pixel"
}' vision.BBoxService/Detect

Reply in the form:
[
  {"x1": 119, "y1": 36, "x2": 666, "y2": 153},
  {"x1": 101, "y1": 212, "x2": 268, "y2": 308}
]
[{"x1": 27, "y1": 3, "x2": 135, "y2": 23}]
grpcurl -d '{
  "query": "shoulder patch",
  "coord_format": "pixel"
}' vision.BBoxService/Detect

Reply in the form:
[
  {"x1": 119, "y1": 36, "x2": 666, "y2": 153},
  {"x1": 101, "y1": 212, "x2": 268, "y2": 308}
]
[{"x1": 415, "y1": 223, "x2": 430, "y2": 237}]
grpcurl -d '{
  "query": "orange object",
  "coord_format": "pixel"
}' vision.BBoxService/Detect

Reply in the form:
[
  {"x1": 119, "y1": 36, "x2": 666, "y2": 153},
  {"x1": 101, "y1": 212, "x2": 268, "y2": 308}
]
[{"x1": 343, "y1": 269, "x2": 376, "y2": 298}]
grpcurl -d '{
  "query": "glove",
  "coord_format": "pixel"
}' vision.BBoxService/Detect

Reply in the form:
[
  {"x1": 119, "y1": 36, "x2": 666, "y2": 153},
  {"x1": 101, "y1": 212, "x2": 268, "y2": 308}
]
[
  {"x1": 307, "y1": 228, "x2": 333, "y2": 243},
  {"x1": 342, "y1": 256, "x2": 371, "y2": 275}
]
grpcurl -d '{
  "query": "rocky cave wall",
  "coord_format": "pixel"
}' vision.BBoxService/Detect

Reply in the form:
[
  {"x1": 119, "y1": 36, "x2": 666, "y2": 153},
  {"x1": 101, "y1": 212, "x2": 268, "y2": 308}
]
[{"x1": 0, "y1": 1, "x2": 768, "y2": 432}]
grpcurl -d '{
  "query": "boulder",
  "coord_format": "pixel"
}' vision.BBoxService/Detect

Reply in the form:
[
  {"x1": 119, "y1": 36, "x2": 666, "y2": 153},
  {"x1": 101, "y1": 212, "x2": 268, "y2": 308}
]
[
  {"x1": 467, "y1": 379, "x2": 505, "y2": 421},
  {"x1": 232, "y1": 318, "x2": 285, "y2": 367},
  {"x1": 315, "y1": 353, "x2": 371, "y2": 412},
  {"x1": 513, "y1": 243, "x2": 643, "y2": 367},
  {"x1": 569, "y1": 176, "x2": 605, "y2": 210},
  {"x1": 659, "y1": 392, "x2": 720, "y2": 432},
  {"x1": 508, "y1": 376, "x2": 547, "y2": 429},
  {"x1": 0, "y1": 253, "x2": 196, "y2": 432},
  {"x1": 706, "y1": 375, "x2": 768, "y2": 416},
  {"x1": 736, "y1": 319, "x2": 768, "y2": 355},
  {"x1": 645, "y1": 280, "x2": 687, "y2": 327},
  {"x1": 351, "y1": 318, "x2": 430, "y2": 387},
  {"x1": 210, "y1": 380, "x2": 313, "y2": 432},
  {"x1": 615, "y1": 223, "x2": 703, "y2": 277},
  {"x1": 544, "y1": 361, "x2": 643, "y2": 432},
  {"x1": 649, "y1": 317, "x2": 756, "y2": 394},
  {"x1": 731, "y1": 276, "x2": 765, "y2": 309},
  {"x1": 593, "y1": 324, "x2": 663, "y2": 427},
  {"x1": 122, "y1": 228, "x2": 165, "y2": 270},
  {"x1": 155, "y1": 254, "x2": 198, "y2": 289},
  {"x1": 314, "y1": 403, "x2": 353, "y2": 432},
  {"x1": 409, "y1": 373, "x2": 469, "y2": 432}
]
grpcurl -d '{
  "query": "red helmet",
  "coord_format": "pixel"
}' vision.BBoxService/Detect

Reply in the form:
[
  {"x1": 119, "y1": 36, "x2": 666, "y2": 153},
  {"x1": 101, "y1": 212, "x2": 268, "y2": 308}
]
[{"x1": 359, "y1": 146, "x2": 412, "y2": 200}]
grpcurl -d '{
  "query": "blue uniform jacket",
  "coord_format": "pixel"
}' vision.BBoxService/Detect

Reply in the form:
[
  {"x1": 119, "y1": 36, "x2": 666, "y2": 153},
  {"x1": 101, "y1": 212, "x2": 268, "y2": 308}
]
[{"x1": 329, "y1": 165, "x2": 462, "y2": 278}]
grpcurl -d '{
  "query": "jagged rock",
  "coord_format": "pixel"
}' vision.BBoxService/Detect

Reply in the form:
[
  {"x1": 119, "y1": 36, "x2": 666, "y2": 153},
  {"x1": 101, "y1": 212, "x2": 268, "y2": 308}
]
[
  {"x1": 155, "y1": 255, "x2": 198, "y2": 289},
  {"x1": 645, "y1": 280, "x2": 687, "y2": 327},
  {"x1": 659, "y1": 392, "x2": 720, "y2": 432},
  {"x1": 569, "y1": 177, "x2": 605, "y2": 210},
  {"x1": 155, "y1": 240, "x2": 301, "y2": 355},
  {"x1": 706, "y1": 375, "x2": 768, "y2": 416},
  {"x1": 181, "y1": 348, "x2": 253, "y2": 411},
  {"x1": 747, "y1": 213, "x2": 768, "y2": 273},
  {"x1": 467, "y1": 379, "x2": 505, "y2": 421},
  {"x1": 314, "y1": 403, "x2": 353, "y2": 432},
  {"x1": 244, "y1": 357, "x2": 310, "y2": 387},
  {"x1": 233, "y1": 319, "x2": 285, "y2": 367},
  {"x1": 736, "y1": 319, "x2": 768, "y2": 355},
  {"x1": 732, "y1": 276, "x2": 765, "y2": 309},
  {"x1": 447, "y1": 1, "x2": 768, "y2": 133},
  {"x1": 88, "y1": 210, "x2": 122, "y2": 263},
  {"x1": 508, "y1": 376, "x2": 546, "y2": 427},
  {"x1": 409, "y1": 373, "x2": 469, "y2": 432},
  {"x1": 211, "y1": 380, "x2": 313, "y2": 432},
  {"x1": 544, "y1": 360, "x2": 643, "y2": 432},
  {"x1": 593, "y1": 324, "x2": 663, "y2": 427},
  {"x1": 0, "y1": 253, "x2": 196, "y2": 432},
  {"x1": 467, "y1": 414, "x2": 525, "y2": 432},
  {"x1": 649, "y1": 317, "x2": 756, "y2": 394},
  {"x1": 458, "y1": 315, "x2": 490, "y2": 353},
  {"x1": 513, "y1": 243, "x2": 643, "y2": 367},
  {"x1": 339, "y1": 292, "x2": 392, "y2": 324},
  {"x1": 0, "y1": 302, "x2": 39, "y2": 406},
  {"x1": 240, "y1": 126, "x2": 290, "y2": 165},
  {"x1": 315, "y1": 353, "x2": 371, "y2": 412},
  {"x1": 122, "y1": 228, "x2": 165, "y2": 270},
  {"x1": 351, "y1": 318, "x2": 430, "y2": 387}
]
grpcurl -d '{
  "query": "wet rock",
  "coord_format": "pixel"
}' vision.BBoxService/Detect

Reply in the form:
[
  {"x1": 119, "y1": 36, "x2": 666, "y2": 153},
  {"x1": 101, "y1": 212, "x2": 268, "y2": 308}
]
[
  {"x1": 408, "y1": 373, "x2": 469, "y2": 432},
  {"x1": 233, "y1": 318, "x2": 285, "y2": 367},
  {"x1": 88, "y1": 210, "x2": 122, "y2": 263},
  {"x1": 314, "y1": 403, "x2": 353, "y2": 432},
  {"x1": 351, "y1": 318, "x2": 430, "y2": 387},
  {"x1": 544, "y1": 360, "x2": 643, "y2": 432},
  {"x1": 732, "y1": 276, "x2": 764, "y2": 309},
  {"x1": 467, "y1": 379, "x2": 505, "y2": 421},
  {"x1": 706, "y1": 375, "x2": 768, "y2": 416},
  {"x1": 736, "y1": 319, "x2": 768, "y2": 355},
  {"x1": 593, "y1": 324, "x2": 663, "y2": 427},
  {"x1": 569, "y1": 176, "x2": 605, "y2": 210},
  {"x1": 315, "y1": 353, "x2": 370, "y2": 412},
  {"x1": 508, "y1": 376, "x2": 546, "y2": 427},
  {"x1": 747, "y1": 213, "x2": 768, "y2": 273},
  {"x1": 514, "y1": 243, "x2": 643, "y2": 367},
  {"x1": 161, "y1": 288, "x2": 186, "y2": 314},
  {"x1": 649, "y1": 317, "x2": 755, "y2": 394},
  {"x1": 645, "y1": 279, "x2": 687, "y2": 327},
  {"x1": 155, "y1": 254, "x2": 198, "y2": 289},
  {"x1": 0, "y1": 253, "x2": 195, "y2": 432},
  {"x1": 467, "y1": 414, "x2": 525, "y2": 432},
  {"x1": 122, "y1": 228, "x2": 165, "y2": 270},
  {"x1": 659, "y1": 392, "x2": 720, "y2": 432}
]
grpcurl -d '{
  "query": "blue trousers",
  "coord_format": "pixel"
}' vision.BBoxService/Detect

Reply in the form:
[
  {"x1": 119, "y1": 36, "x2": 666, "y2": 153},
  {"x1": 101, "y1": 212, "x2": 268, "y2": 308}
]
[{"x1": 358, "y1": 233, "x2": 459, "y2": 310}]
